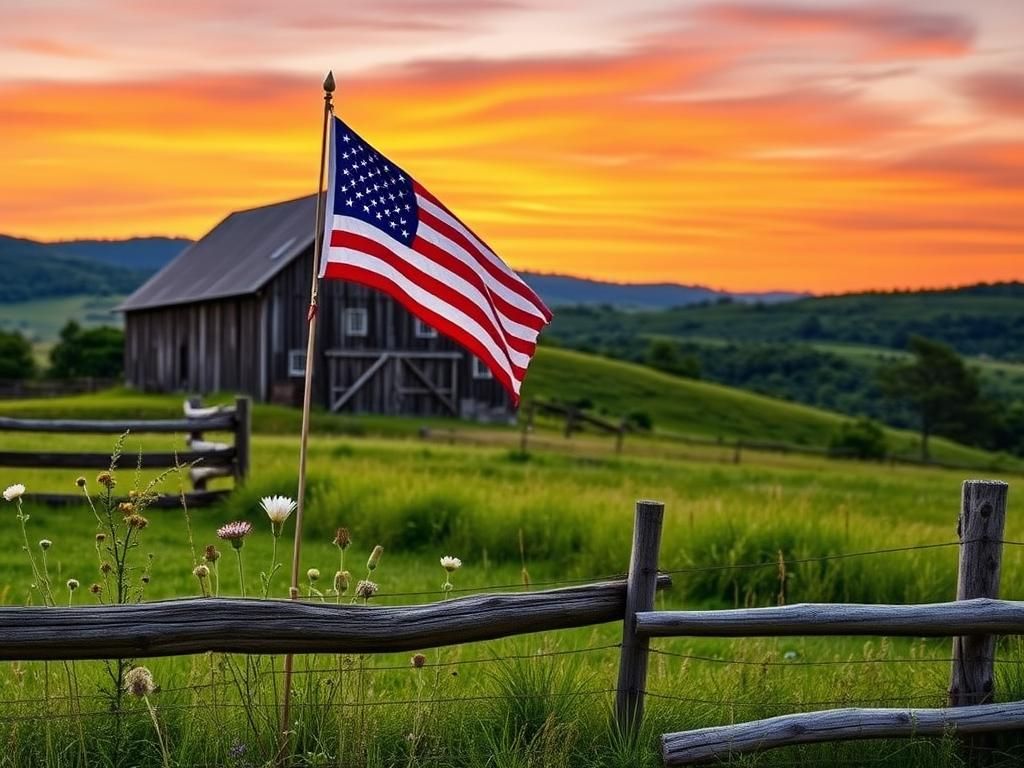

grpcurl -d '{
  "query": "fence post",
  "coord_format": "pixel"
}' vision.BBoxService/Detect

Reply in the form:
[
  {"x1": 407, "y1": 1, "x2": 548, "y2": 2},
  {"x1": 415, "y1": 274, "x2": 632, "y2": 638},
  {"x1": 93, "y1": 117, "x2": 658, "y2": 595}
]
[
  {"x1": 949, "y1": 480, "x2": 1008, "y2": 708},
  {"x1": 234, "y1": 396, "x2": 251, "y2": 485},
  {"x1": 615, "y1": 499, "x2": 665, "y2": 736}
]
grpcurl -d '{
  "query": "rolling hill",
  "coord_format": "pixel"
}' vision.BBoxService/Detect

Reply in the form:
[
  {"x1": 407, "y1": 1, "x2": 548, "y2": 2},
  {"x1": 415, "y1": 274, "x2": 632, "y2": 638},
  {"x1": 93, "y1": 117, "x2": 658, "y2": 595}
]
[
  {"x1": 547, "y1": 283, "x2": 1024, "y2": 360},
  {"x1": 520, "y1": 347, "x2": 1019, "y2": 470}
]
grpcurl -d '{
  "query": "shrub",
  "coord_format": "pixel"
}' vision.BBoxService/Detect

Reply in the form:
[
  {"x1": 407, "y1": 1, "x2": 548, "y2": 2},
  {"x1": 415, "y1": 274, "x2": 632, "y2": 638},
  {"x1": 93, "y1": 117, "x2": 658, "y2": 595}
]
[
  {"x1": 49, "y1": 321, "x2": 124, "y2": 378},
  {"x1": 828, "y1": 417, "x2": 887, "y2": 460},
  {"x1": 0, "y1": 329, "x2": 35, "y2": 379}
]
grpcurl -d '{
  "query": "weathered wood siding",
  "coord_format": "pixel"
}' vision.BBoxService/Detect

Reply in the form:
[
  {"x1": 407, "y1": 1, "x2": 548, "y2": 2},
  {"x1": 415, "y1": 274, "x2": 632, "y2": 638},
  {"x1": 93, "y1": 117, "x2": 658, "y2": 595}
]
[
  {"x1": 124, "y1": 297, "x2": 263, "y2": 398},
  {"x1": 125, "y1": 245, "x2": 511, "y2": 419}
]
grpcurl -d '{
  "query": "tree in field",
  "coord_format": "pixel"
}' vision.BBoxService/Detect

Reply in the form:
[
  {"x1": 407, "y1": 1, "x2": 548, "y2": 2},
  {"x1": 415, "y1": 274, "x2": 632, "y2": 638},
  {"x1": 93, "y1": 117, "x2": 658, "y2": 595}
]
[
  {"x1": 49, "y1": 321, "x2": 124, "y2": 378},
  {"x1": 0, "y1": 329, "x2": 36, "y2": 379},
  {"x1": 647, "y1": 339, "x2": 700, "y2": 379},
  {"x1": 878, "y1": 336, "x2": 989, "y2": 461}
]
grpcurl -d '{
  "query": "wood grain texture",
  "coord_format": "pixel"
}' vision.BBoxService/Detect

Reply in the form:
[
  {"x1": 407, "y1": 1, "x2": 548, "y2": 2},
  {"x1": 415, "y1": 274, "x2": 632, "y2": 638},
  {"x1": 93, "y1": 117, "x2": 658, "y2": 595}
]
[
  {"x1": 615, "y1": 500, "x2": 665, "y2": 735},
  {"x1": 661, "y1": 701, "x2": 1024, "y2": 766},
  {"x1": 0, "y1": 415, "x2": 236, "y2": 434},
  {"x1": 637, "y1": 598, "x2": 1024, "y2": 637},
  {"x1": 950, "y1": 479, "x2": 1008, "y2": 707},
  {"x1": 0, "y1": 577, "x2": 669, "y2": 661}
]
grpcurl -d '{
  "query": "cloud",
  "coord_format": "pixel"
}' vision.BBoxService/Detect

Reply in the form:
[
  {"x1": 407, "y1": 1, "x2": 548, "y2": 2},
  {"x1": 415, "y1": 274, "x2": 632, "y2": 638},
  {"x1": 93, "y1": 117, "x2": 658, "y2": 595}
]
[
  {"x1": 962, "y1": 70, "x2": 1024, "y2": 118},
  {"x1": 699, "y1": 2, "x2": 975, "y2": 59}
]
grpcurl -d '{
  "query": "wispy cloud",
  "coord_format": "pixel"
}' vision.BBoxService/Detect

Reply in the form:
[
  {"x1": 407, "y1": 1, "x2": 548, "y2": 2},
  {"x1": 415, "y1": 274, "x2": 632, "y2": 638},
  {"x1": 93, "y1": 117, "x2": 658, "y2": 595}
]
[{"x1": 698, "y1": 2, "x2": 975, "y2": 60}]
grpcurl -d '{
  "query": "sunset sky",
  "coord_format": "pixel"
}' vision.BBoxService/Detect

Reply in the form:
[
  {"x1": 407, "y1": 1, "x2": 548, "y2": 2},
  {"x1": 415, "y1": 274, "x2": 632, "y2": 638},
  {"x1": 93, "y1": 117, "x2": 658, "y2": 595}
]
[{"x1": 2, "y1": 0, "x2": 1022, "y2": 293}]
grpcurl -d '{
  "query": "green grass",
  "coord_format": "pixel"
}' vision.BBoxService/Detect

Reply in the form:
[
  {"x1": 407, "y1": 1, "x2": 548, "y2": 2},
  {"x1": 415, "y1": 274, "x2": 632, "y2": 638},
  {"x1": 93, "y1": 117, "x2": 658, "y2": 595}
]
[
  {"x1": 523, "y1": 347, "x2": 1022, "y2": 471},
  {"x1": 0, "y1": 294, "x2": 125, "y2": 344},
  {"x1": 1, "y1": 416, "x2": 1023, "y2": 765},
  {"x1": 2, "y1": 378, "x2": 1024, "y2": 766}
]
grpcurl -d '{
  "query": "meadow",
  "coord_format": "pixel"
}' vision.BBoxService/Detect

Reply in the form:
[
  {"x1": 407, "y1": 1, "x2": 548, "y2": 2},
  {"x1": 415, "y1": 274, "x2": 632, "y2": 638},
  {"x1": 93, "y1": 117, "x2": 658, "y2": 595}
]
[{"x1": 1, "y1": 388, "x2": 1023, "y2": 767}]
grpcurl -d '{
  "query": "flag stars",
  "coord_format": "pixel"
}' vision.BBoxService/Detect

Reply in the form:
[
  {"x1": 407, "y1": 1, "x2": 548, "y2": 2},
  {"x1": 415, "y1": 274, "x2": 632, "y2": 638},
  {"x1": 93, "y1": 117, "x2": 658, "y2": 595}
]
[{"x1": 346, "y1": 198, "x2": 353, "y2": 207}]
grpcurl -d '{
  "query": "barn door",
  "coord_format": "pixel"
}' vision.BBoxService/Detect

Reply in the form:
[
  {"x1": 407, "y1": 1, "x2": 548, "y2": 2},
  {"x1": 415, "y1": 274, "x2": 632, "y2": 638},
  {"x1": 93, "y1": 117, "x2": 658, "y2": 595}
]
[{"x1": 325, "y1": 351, "x2": 459, "y2": 416}]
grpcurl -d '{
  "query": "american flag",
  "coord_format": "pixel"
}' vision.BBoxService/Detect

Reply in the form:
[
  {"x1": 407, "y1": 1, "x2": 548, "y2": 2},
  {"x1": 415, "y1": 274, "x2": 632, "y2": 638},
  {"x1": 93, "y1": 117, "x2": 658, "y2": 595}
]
[{"x1": 319, "y1": 116, "x2": 552, "y2": 405}]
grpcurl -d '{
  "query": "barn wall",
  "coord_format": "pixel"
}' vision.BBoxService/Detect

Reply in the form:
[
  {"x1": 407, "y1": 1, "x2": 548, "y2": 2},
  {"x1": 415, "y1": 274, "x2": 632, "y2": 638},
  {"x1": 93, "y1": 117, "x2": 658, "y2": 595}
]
[
  {"x1": 124, "y1": 245, "x2": 512, "y2": 420},
  {"x1": 265, "y1": 246, "x2": 512, "y2": 419},
  {"x1": 124, "y1": 297, "x2": 263, "y2": 398}
]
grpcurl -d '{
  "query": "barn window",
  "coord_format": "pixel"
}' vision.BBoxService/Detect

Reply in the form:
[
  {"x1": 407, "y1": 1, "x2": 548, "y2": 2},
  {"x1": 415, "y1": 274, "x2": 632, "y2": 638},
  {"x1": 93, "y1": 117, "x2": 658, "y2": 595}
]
[
  {"x1": 472, "y1": 357, "x2": 493, "y2": 380},
  {"x1": 288, "y1": 349, "x2": 306, "y2": 377},
  {"x1": 414, "y1": 318, "x2": 438, "y2": 339},
  {"x1": 344, "y1": 308, "x2": 368, "y2": 337}
]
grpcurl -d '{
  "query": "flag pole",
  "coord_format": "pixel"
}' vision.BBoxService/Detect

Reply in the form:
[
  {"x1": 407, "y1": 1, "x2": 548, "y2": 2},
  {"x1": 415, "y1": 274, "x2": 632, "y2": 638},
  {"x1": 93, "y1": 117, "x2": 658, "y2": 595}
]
[{"x1": 279, "y1": 69, "x2": 335, "y2": 761}]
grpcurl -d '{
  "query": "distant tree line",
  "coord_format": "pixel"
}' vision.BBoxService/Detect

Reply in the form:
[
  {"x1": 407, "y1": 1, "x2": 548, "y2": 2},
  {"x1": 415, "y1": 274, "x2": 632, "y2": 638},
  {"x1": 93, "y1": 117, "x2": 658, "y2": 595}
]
[{"x1": 0, "y1": 322, "x2": 124, "y2": 380}]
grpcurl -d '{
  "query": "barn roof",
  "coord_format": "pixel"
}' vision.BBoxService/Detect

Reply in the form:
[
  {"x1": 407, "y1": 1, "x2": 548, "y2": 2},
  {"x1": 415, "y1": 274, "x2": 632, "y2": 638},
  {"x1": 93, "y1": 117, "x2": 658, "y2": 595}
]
[{"x1": 118, "y1": 194, "x2": 319, "y2": 312}]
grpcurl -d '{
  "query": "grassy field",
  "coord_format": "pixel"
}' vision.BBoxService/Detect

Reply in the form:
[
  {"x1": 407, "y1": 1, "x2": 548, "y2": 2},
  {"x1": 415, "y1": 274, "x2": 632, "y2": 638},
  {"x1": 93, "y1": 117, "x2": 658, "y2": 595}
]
[
  {"x1": 0, "y1": 294, "x2": 125, "y2": 343},
  {"x1": 0, "y1": 386, "x2": 1023, "y2": 766}
]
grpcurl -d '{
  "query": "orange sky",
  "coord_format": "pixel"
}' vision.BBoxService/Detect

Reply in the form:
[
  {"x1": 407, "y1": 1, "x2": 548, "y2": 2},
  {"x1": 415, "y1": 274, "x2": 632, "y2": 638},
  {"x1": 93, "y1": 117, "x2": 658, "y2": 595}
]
[{"x1": 1, "y1": 0, "x2": 1022, "y2": 293}]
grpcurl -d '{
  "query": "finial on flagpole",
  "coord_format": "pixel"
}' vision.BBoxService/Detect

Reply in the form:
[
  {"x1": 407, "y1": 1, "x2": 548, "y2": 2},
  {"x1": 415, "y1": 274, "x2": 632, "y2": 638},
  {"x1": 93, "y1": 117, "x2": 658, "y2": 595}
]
[{"x1": 323, "y1": 70, "x2": 336, "y2": 94}]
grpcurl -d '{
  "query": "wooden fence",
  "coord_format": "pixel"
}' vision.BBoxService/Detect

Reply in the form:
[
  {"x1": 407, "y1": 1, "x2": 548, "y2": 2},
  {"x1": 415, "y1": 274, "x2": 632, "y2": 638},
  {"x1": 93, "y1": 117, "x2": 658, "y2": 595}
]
[
  {"x1": 0, "y1": 481, "x2": 1016, "y2": 765},
  {"x1": 0, "y1": 396, "x2": 250, "y2": 507},
  {"x1": 652, "y1": 479, "x2": 1017, "y2": 765}
]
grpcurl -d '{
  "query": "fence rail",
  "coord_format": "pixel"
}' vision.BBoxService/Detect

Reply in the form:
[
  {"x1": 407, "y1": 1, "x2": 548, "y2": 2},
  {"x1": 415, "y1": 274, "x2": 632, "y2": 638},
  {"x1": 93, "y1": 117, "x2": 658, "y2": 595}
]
[
  {"x1": 0, "y1": 396, "x2": 250, "y2": 506},
  {"x1": 652, "y1": 478, "x2": 1013, "y2": 766},
  {"x1": 636, "y1": 598, "x2": 1024, "y2": 638},
  {"x1": 661, "y1": 701, "x2": 1024, "y2": 766},
  {"x1": 0, "y1": 576, "x2": 669, "y2": 661}
]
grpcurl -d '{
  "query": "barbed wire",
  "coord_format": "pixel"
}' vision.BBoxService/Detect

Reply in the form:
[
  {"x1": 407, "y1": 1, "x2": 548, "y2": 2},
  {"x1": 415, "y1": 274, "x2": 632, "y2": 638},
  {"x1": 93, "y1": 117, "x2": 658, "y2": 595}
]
[{"x1": 643, "y1": 689, "x2": 944, "y2": 708}]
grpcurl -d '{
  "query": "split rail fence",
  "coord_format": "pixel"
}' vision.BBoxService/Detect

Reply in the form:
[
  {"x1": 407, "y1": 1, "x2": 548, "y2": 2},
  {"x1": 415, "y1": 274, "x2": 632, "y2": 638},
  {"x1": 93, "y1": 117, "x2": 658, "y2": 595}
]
[
  {"x1": 0, "y1": 480, "x2": 1017, "y2": 766},
  {"x1": 0, "y1": 396, "x2": 250, "y2": 506}
]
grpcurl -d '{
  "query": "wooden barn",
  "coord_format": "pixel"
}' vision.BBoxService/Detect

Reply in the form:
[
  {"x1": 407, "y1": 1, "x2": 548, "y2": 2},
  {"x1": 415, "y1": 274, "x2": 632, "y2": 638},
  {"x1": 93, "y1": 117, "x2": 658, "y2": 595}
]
[{"x1": 118, "y1": 194, "x2": 512, "y2": 420}]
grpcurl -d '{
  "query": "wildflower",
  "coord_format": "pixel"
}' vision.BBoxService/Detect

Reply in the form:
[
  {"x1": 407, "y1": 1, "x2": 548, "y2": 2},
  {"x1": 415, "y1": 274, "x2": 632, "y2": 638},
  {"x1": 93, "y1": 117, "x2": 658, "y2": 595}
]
[
  {"x1": 141, "y1": 573, "x2": 151, "y2": 584},
  {"x1": 355, "y1": 579, "x2": 378, "y2": 601},
  {"x1": 218, "y1": 522, "x2": 252, "y2": 598},
  {"x1": 260, "y1": 495, "x2": 296, "y2": 537},
  {"x1": 89, "y1": 583, "x2": 102, "y2": 595},
  {"x1": 128, "y1": 490, "x2": 139, "y2": 499},
  {"x1": 333, "y1": 527, "x2": 351, "y2": 550},
  {"x1": 100, "y1": 561, "x2": 112, "y2": 575},
  {"x1": 118, "y1": 501, "x2": 135, "y2": 515},
  {"x1": 123, "y1": 666, "x2": 156, "y2": 697},
  {"x1": 96, "y1": 472, "x2": 115, "y2": 489},
  {"x1": 39, "y1": 539, "x2": 52, "y2": 551},
  {"x1": 440, "y1": 555, "x2": 461, "y2": 595},
  {"x1": 95, "y1": 533, "x2": 106, "y2": 543},
  {"x1": 367, "y1": 545, "x2": 383, "y2": 572},
  {"x1": 194, "y1": 564, "x2": 210, "y2": 580},
  {"x1": 3, "y1": 484, "x2": 25, "y2": 502},
  {"x1": 217, "y1": 521, "x2": 252, "y2": 550},
  {"x1": 410, "y1": 653, "x2": 426, "y2": 669},
  {"x1": 307, "y1": 568, "x2": 320, "y2": 583},
  {"x1": 126, "y1": 513, "x2": 149, "y2": 530},
  {"x1": 66, "y1": 578, "x2": 79, "y2": 591},
  {"x1": 440, "y1": 556, "x2": 462, "y2": 573},
  {"x1": 75, "y1": 477, "x2": 86, "y2": 488},
  {"x1": 334, "y1": 570, "x2": 350, "y2": 595},
  {"x1": 203, "y1": 544, "x2": 221, "y2": 562}
]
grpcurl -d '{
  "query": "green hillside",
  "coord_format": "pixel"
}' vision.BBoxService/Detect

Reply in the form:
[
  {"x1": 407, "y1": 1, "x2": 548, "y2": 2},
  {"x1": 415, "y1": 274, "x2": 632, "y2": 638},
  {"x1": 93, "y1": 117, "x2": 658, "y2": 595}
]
[
  {"x1": 521, "y1": 347, "x2": 1017, "y2": 469},
  {"x1": 549, "y1": 283, "x2": 1024, "y2": 361},
  {"x1": 0, "y1": 236, "x2": 145, "y2": 303}
]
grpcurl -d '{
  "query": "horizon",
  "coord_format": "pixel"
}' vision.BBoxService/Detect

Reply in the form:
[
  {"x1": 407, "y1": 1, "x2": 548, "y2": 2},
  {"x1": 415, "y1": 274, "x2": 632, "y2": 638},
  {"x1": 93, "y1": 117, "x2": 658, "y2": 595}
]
[{"x1": 2, "y1": 0, "x2": 1022, "y2": 293}]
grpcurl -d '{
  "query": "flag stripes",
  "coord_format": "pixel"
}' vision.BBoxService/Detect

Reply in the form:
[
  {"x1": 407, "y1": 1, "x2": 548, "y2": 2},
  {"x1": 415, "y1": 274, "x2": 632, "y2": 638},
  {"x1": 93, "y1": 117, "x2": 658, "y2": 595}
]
[{"x1": 320, "y1": 116, "x2": 551, "y2": 404}]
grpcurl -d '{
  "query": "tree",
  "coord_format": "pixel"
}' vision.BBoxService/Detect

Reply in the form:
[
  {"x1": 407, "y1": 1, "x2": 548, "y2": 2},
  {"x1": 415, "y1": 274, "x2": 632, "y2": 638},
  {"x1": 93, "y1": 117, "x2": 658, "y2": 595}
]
[
  {"x1": 0, "y1": 329, "x2": 36, "y2": 379},
  {"x1": 828, "y1": 418, "x2": 887, "y2": 460},
  {"x1": 647, "y1": 339, "x2": 700, "y2": 379},
  {"x1": 49, "y1": 321, "x2": 124, "y2": 378},
  {"x1": 878, "y1": 336, "x2": 988, "y2": 461}
]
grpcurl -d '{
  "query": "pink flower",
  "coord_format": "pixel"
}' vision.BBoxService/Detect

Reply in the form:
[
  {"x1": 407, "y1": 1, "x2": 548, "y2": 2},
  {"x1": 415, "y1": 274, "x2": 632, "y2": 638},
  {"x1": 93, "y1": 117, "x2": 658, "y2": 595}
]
[{"x1": 217, "y1": 520, "x2": 253, "y2": 549}]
